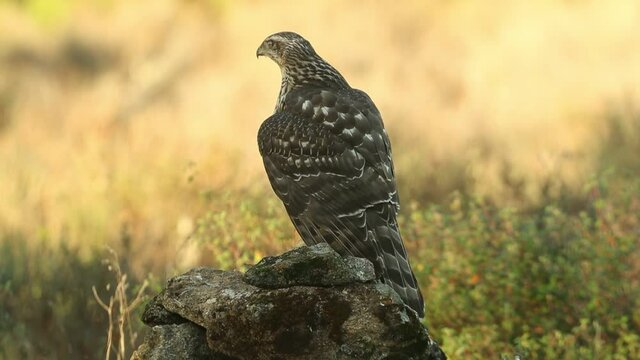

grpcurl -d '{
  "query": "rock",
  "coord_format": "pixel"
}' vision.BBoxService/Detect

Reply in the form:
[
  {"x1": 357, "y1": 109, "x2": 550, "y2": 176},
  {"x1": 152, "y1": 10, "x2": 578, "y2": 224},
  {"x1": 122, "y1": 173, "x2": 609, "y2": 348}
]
[
  {"x1": 141, "y1": 296, "x2": 188, "y2": 326},
  {"x1": 133, "y1": 244, "x2": 447, "y2": 360},
  {"x1": 131, "y1": 323, "x2": 233, "y2": 360},
  {"x1": 244, "y1": 243, "x2": 376, "y2": 288}
]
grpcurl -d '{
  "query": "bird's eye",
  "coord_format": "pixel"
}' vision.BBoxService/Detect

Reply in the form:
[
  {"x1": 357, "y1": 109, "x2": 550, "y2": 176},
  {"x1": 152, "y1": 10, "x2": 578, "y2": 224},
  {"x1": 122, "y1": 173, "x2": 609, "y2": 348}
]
[{"x1": 266, "y1": 39, "x2": 282, "y2": 52}]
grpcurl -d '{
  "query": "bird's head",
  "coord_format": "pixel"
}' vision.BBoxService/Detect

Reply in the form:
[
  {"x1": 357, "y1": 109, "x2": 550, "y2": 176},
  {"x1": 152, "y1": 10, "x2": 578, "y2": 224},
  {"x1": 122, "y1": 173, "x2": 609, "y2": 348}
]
[
  {"x1": 257, "y1": 31, "x2": 349, "y2": 104},
  {"x1": 256, "y1": 32, "x2": 317, "y2": 67}
]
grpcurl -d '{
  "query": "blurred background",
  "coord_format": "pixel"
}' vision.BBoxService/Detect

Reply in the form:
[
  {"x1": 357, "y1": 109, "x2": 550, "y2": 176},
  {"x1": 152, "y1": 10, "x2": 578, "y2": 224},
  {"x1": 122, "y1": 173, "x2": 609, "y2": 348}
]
[{"x1": 1, "y1": 0, "x2": 639, "y2": 358}]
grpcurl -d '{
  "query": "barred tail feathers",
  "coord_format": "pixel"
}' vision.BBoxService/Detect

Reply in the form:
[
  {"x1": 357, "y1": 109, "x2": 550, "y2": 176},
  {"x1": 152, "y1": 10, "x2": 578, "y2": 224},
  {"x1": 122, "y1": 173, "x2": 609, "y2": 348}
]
[{"x1": 367, "y1": 210, "x2": 425, "y2": 318}]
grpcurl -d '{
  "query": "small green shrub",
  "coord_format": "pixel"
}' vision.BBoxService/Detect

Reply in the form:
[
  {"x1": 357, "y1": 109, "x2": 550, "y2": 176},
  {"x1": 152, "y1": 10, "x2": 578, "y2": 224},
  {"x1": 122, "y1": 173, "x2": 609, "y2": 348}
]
[
  {"x1": 406, "y1": 177, "x2": 640, "y2": 358},
  {"x1": 194, "y1": 192, "x2": 300, "y2": 270}
]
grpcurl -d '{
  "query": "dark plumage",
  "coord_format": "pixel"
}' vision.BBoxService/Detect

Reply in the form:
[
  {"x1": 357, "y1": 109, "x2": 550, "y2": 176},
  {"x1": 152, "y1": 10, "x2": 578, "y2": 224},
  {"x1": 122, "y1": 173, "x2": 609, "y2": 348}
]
[{"x1": 256, "y1": 31, "x2": 425, "y2": 317}]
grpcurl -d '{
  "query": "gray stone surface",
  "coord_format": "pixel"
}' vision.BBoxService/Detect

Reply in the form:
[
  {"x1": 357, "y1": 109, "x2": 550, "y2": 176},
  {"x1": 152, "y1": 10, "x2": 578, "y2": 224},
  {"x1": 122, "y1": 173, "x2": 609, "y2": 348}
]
[
  {"x1": 133, "y1": 244, "x2": 447, "y2": 360},
  {"x1": 130, "y1": 323, "x2": 233, "y2": 360},
  {"x1": 244, "y1": 243, "x2": 376, "y2": 288}
]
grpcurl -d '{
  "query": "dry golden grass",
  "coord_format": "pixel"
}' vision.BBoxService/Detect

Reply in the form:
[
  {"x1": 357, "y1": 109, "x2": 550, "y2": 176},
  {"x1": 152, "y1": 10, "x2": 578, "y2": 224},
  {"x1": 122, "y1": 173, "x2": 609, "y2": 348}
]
[
  {"x1": 0, "y1": 0, "x2": 637, "y2": 273},
  {"x1": 1, "y1": 1, "x2": 640, "y2": 357}
]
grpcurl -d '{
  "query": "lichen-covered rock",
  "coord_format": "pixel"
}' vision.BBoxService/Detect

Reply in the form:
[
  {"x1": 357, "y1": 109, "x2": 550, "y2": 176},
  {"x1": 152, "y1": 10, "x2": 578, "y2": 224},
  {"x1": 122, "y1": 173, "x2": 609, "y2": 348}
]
[
  {"x1": 244, "y1": 243, "x2": 376, "y2": 288},
  {"x1": 133, "y1": 244, "x2": 447, "y2": 360},
  {"x1": 131, "y1": 322, "x2": 235, "y2": 360},
  {"x1": 141, "y1": 296, "x2": 188, "y2": 326}
]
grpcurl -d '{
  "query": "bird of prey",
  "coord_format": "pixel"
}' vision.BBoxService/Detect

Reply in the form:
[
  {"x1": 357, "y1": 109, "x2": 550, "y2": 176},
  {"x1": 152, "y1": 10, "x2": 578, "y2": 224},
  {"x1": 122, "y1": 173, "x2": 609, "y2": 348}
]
[{"x1": 256, "y1": 31, "x2": 424, "y2": 317}]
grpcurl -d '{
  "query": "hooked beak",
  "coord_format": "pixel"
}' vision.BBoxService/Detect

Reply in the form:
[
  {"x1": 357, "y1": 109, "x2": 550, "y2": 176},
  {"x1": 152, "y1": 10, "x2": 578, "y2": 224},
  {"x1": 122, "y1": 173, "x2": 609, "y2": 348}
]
[{"x1": 256, "y1": 42, "x2": 267, "y2": 59}]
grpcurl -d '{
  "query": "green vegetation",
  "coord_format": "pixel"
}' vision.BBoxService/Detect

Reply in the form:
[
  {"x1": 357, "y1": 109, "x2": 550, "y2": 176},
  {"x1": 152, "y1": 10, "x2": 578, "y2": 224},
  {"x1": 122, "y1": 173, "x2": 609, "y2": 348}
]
[
  {"x1": 414, "y1": 178, "x2": 640, "y2": 359},
  {"x1": 0, "y1": 236, "x2": 136, "y2": 358}
]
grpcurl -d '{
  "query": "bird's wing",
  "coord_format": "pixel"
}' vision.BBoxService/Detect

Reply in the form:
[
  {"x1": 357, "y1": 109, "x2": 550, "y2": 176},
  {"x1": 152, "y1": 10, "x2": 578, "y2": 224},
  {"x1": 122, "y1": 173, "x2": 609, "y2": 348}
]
[{"x1": 258, "y1": 88, "x2": 398, "y2": 246}]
